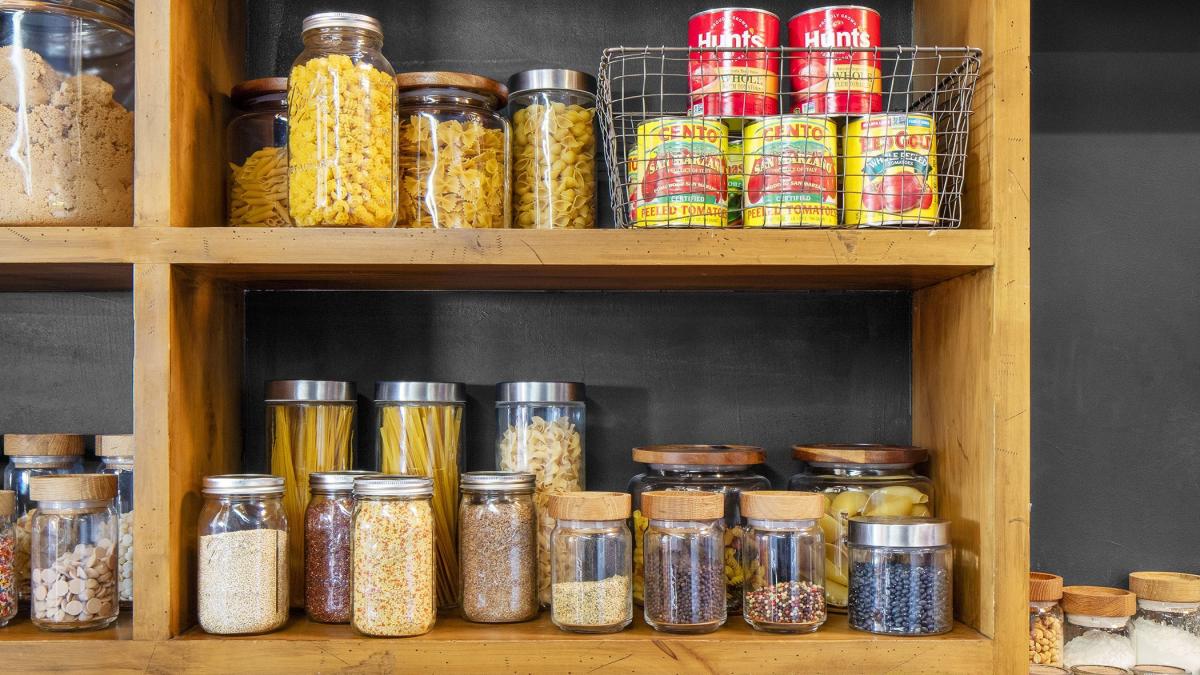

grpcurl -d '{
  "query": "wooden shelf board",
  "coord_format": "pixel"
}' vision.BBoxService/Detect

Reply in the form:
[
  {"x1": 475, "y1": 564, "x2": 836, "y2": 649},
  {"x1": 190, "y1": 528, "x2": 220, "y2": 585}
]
[{"x1": 0, "y1": 613, "x2": 132, "y2": 642}]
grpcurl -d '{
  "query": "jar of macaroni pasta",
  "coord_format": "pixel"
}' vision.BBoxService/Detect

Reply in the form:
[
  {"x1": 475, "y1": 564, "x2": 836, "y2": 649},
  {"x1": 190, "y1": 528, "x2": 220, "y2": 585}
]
[
  {"x1": 228, "y1": 77, "x2": 289, "y2": 226},
  {"x1": 459, "y1": 471, "x2": 538, "y2": 624},
  {"x1": 549, "y1": 492, "x2": 632, "y2": 634},
  {"x1": 1062, "y1": 586, "x2": 1137, "y2": 669},
  {"x1": 288, "y1": 12, "x2": 396, "y2": 227},
  {"x1": 305, "y1": 470, "x2": 376, "y2": 624},
  {"x1": 508, "y1": 69, "x2": 597, "y2": 229},
  {"x1": 0, "y1": 490, "x2": 17, "y2": 627},
  {"x1": 1031, "y1": 572, "x2": 1065, "y2": 667},
  {"x1": 396, "y1": 71, "x2": 511, "y2": 228},
  {"x1": 740, "y1": 491, "x2": 827, "y2": 633},
  {"x1": 96, "y1": 435, "x2": 134, "y2": 607},
  {"x1": 1129, "y1": 571, "x2": 1200, "y2": 674},
  {"x1": 641, "y1": 491, "x2": 726, "y2": 634}
]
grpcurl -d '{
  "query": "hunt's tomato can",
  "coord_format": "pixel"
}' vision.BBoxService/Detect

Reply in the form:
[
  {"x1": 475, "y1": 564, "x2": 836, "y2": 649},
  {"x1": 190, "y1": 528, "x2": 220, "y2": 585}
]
[
  {"x1": 843, "y1": 113, "x2": 939, "y2": 226},
  {"x1": 788, "y1": 6, "x2": 882, "y2": 115},
  {"x1": 688, "y1": 8, "x2": 781, "y2": 125},
  {"x1": 742, "y1": 116, "x2": 839, "y2": 228},
  {"x1": 631, "y1": 118, "x2": 728, "y2": 228}
]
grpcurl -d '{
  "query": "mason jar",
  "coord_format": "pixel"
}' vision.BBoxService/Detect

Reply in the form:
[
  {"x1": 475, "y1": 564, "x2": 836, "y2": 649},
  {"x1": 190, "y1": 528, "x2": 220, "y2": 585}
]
[
  {"x1": 549, "y1": 492, "x2": 632, "y2": 634},
  {"x1": 0, "y1": 490, "x2": 18, "y2": 626},
  {"x1": 1128, "y1": 571, "x2": 1200, "y2": 674},
  {"x1": 304, "y1": 470, "x2": 376, "y2": 624},
  {"x1": 641, "y1": 491, "x2": 726, "y2": 634},
  {"x1": 29, "y1": 474, "x2": 119, "y2": 631},
  {"x1": 847, "y1": 516, "x2": 952, "y2": 636},
  {"x1": 459, "y1": 471, "x2": 538, "y2": 623},
  {"x1": 197, "y1": 475, "x2": 288, "y2": 635},
  {"x1": 1062, "y1": 586, "x2": 1137, "y2": 669},
  {"x1": 95, "y1": 435, "x2": 134, "y2": 607},
  {"x1": 228, "y1": 77, "x2": 289, "y2": 226},
  {"x1": 1031, "y1": 572, "x2": 1065, "y2": 667},
  {"x1": 740, "y1": 491, "x2": 826, "y2": 633}
]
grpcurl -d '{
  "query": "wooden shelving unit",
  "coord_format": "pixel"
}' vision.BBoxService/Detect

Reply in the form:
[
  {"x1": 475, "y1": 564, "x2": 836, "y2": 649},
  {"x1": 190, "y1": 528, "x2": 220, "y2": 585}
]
[{"x1": 0, "y1": 0, "x2": 1029, "y2": 671}]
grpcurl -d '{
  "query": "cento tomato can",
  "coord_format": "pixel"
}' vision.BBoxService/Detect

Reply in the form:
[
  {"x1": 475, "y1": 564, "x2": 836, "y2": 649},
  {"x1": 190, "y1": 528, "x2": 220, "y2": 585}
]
[
  {"x1": 688, "y1": 8, "x2": 781, "y2": 125},
  {"x1": 788, "y1": 6, "x2": 882, "y2": 115},
  {"x1": 631, "y1": 117, "x2": 728, "y2": 228},
  {"x1": 742, "y1": 116, "x2": 838, "y2": 227},
  {"x1": 843, "y1": 113, "x2": 939, "y2": 226},
  {"x1": 727, "y1": 137, "x2": 745, "y2": 227}
]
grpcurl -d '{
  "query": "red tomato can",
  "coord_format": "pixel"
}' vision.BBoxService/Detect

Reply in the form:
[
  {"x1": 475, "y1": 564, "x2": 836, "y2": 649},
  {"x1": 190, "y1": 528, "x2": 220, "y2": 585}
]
[
  {"x1": 787, "y1": 5, "x2": 882, "y2": 115},
  {"x1": 688, "y1": 8, "x2": 781, "y2": 124}
]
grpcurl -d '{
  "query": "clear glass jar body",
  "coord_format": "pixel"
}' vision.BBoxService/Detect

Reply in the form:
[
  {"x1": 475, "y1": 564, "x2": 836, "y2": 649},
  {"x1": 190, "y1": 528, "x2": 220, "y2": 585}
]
[
  {"x1": 197, "y1": 493, "x2": 288, "y2": 635},
  {"x1": 31, "y1": 499, "x2": 119, "y2": 631},
  {"x1": 510, "y1": 89, "x2": 596, "y2": 229},
  {"x1": 288, "y1": 26, "x2": 396, "y2": 227},
  {"x1": 0, "y1": 1, "x2": 134, "y2": 226},
  {"x1": 397, "y1": 89, "x2": 511, "y2": 228},
  {"x1": 1063, "y1": 614, "x2": 1135, "y2": 669},
  {"x1": 304, "y1": 490, "x2": 354, "y2": 623},
  {"x1": 1031, "y1": 600, "x2": 1065, "y2": 666},
  {"x1": 742, "y1": 517, "x2": 826, "y2": 633},
  {"x1": 266, "y1": 400, "x2": 354, "y2": 607},
  {"x1": 0, "y1": 513, "x2": 17, "y2": 626},
  {"x1": 788, "y1": 463, "x2": 933, "y2": 610},
  {"x1": 228, "y1": 90, "x2": 289, "y2": 226},
  {"x1": 643, "y1": 517, "x2": 726, "y2": 633},
  {"x1": 550, "y1": 518, "x2": 632, "y2": 633},
  {"x1": 351, "y1": 494, "x2": 436, "y2": 637},
  {"x1": 459, "y1": 488, "x2": 538, "y2": 623},
  {"x1": 847, "y1": 542, "x2": 952, "y2": 635},
  {"x1": 496, "y1": 401, "x2": 585, "y2": 604},
  {"x1": 1132, "y1": 599, "x2": 1200, "y2": 673},
  {"x1": 3, "y1": 456, "x2": 82, "y2": 600},
  {"x1": 629, "y1": 465, "x2": 770, "y2": 612},
  {"x1": 97, "y1": 456, "x2": 134, "y2": 606}
]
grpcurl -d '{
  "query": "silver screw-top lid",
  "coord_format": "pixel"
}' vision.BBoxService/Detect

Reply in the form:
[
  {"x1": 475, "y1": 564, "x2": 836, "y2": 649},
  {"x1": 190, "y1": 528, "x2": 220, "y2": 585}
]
[
  {"x1": 309, "y1": 470, "x2": 379, "y2": 493},
  {"x1": 508, "y1": 69, "x2": 596, "y2": 97},
  {"x1": 353, "y1": 475, "x2": 434, "y2": 498},
  {"x1": 496, "y1": 381, "x2": 585, "y2": 403},
  {"x1": 203, "y1": 474, "x2": 285, "y2": 496},
  {"x1": 461, "y1": 471, "x2": 536, "y2": 493},
  {"x1": 848, "y1": 516, "x2": 950, "y2": 548},
  {"x1": 374, "y1": 381, "x2": 466, "y2": 404},
  {"x1": 265, "y1": 380, "x2": 356, "y2": 403},
  {"x1": 301, "y1": 12, "x2": 384, "y2": 38}
]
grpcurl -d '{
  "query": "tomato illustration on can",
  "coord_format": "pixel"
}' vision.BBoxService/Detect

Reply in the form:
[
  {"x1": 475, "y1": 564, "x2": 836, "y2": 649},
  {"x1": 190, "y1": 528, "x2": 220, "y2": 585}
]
[
  {"x1": 688, "y1": 8, "x2": 781, "y2": 125},
  {"x1": 727, "y1": 137, "x2": 745, "y2": 227},
  {"x1": 788, "y1": 6, "x2": 882, "y2": 115},
  {"x1": 631, "y1": 118, "x2": 728, "y2": 228},
  {"x1": 742, "y1": 116, "x2": 838, "y2": 228},
  {"x1": 843, "y1": 113, "x2": 939, "y2": 226}
]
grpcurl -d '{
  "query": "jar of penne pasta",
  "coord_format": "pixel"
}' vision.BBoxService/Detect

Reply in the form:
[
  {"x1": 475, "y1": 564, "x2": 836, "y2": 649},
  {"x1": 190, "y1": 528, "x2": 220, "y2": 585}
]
[{"x1": 228, "y1": 78, "x2": 290, "y2": 226}]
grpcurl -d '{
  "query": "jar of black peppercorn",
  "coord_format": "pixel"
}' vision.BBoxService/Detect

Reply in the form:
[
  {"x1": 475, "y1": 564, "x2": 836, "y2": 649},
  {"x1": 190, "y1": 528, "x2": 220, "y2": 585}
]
[
  {"x1": 305, "y1": 470, "x2": 377, "y2": 623},
  {"x1": 847, "y1": 516, "x2": 952, "y2": 636},
  {"x1": 641, "y1": 491, "x2": 726, "y2": 634}
]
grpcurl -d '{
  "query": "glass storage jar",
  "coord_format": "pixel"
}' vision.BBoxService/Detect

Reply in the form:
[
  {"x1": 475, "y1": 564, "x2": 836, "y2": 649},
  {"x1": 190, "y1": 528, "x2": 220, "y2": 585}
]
[
  {"x1": 304, "y1": 470, "x2": 376, "y2": 624},
  {"x1": 265, "y1": 379, "x2": 355, "y2": 608},
  {"x1": 2, "y1": 433, "x2": 84, "y2": 600},
  {"x1": 549, "y1": 492, "x2": 632, "y2": 634},
  {"x1": 288, "y1": 12, "x2": 396, "y2": 227},
  {"x1": 198, "y1": 475, "x2": 288, "y2": 635},
  {"x1": 641, "y1": 491, "x2": 726, "y2": 633},
  {"x1": 847, "y1": 516, "x2": 952, "y2": 636},
  {"x1": 96, "y1": 434, "x2": 134, "y2": 607},
  {"x1": 29, "y1": 474, "x2": 119, "y2": 631},
  {"x1": 1031, "y1": 572, "x2": 1066, "y2": 667},
  {"x1": 508, "y1": 69, "x2": 597, "y2": 229},
  {"x1": 1131, "y1": 667, "x2": 1188, "y2": 674},
  {"x1": 0, "y1": 490, "x2": 17, "y2": 626},
  {"x1": 396, "y1": 71, "x2": 511, "y2": 228},
  {"x1": 351, "y1": 475, "x2": 436, "y2": 637},
  {"x1": 740, "y1": 491, "x2": 827, "y2": 633},
  {"x1": 1062, "y1": 586, "x2": 1137, "y2": 669},
  {"x1": 459, "y1": 471, "x2": 538, "y2": 623},
  {"x1": 374, "y1": 381, "x2": 465, "y2": 609},
  {"x1": 496, "y1": 381, "x2": 586, "y2": 605},
  {"x1": 1070, "y1": 668, "x2": 1133, "y2": 675},
  {"x1": 628, "y1": 444, "x2": 769, "y2": 612},
  {"x1": 0, "y1": 0, "x2": 133, "y2": 226},
  {"x1": 228, "y1": 77, "x2": 289, "y2": 226},
  {"x1": 789, "y1": 443, "x2": 934, "y2": 611},
  {"x1": 1129, "y1": 571, "x2": 1200, "y2": 673},
  {"x1": 1030, "y1": 668, "x2": 1070, "y2": 675}
]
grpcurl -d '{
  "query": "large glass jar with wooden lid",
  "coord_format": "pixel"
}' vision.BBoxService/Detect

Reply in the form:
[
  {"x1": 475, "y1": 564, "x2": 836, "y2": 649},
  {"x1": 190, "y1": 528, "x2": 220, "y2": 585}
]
[
  {"x1": 1062, "y1": 586, "x2": 1137, "y2": 669},
  {"x1": 740, "y1": 491, "x2": 827, "y2": 633},
  {"x1": 1129, "y1": 571, "x2": 1200, "y2": 673},
  {"x1": 228, "y1": 77, "x2": 289, "y2": 226},
  {"x1": 1031, "y1": 572, "x2": 1065, "y2": 667},
  {"x1": 788, "y1": 443, "x2": 934, "y2": 610},
  {"x1": 549, "y1": 492, "x2": 633, "y2": 634},
  {"x1": 641, "y1": 491, "x2": 726, "y2": 634},
  {"x1": 627, "y1": 444, "x2": 769, "y2": 612},
  {"x1": 96, "y1": 434, "x2": 134, "y2": 607}
]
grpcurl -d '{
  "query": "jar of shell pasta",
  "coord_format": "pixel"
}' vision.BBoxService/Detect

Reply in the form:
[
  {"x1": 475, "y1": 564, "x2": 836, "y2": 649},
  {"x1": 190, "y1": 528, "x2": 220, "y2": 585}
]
[{"x1": 228, "y1": 78, "x2": 289, "y2": 226}]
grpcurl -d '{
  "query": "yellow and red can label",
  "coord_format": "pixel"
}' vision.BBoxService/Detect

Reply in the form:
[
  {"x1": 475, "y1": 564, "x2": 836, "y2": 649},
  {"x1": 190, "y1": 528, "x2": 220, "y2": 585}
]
[
  {"x1": 727, "y1": 138, "x2": 744, "y2": 227},
  {"x1": 742, "y1": 115, "x2": 838, "y2": 227},
  {"x1": 843, "y1": 113, "x2": 939, "y2": 226},
  {"x1": 631, "y1": 118, "x2": 728, "y2": 228}
]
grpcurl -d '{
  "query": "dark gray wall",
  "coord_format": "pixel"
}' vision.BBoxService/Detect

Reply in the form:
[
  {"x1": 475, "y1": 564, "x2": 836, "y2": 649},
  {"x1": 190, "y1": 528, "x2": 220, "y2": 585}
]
[{"x1": 1031, "y1": 1, "x2": 1200, "y2": 585}]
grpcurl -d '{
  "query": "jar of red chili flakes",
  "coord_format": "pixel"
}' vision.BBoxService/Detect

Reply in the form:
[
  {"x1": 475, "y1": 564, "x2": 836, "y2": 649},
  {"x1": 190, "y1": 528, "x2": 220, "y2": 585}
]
[{"x1": 305, "y1": 471, "x2": 376, "y2": 623}]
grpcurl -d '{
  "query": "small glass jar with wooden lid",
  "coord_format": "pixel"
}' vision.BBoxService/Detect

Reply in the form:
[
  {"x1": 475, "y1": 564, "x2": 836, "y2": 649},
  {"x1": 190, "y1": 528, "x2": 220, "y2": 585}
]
[
  {"x1": 549, "y1": 492, "x2": 632, "y2": 634},
  {"x1": 1069, "y1": 667, "x2": 1133, "y2": 675},
  {"x1": 740, "y1": 491, "x2": 827, "y2": 633},
  {"x1": 641, "y1": 490, "x2": 726, "y2": 634},
  {"x1": 1031, "y1": 572, "x2": 1066, "y2": 667},
  {"x1": 1128, "y1": 571, "x2": 1200, "y2": 673},
  {"x1": 228, "y1": 77, "x2": 290, "y2": 226},
  {"x1": 1062, "y1": 586, "x2": 1137, "y2": 670},
  {"x1": 1130, "y1": 665, "x2": 1188, "y2": 674},
  {"x1": 1029, "y1": 666, "x2": 1070, "y2": 675}
]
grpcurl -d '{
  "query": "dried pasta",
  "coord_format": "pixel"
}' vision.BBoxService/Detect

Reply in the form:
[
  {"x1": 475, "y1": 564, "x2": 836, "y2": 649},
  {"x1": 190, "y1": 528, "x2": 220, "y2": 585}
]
[
  {"x1": 397, "y1": 114, "x2": 509, "y2": 228},
  {"x1": 512, "y1": 102, "x2": 596, "y2": 229},
  {"x1": 229, "y1": 146, "x2": 290, "y2": 226}
]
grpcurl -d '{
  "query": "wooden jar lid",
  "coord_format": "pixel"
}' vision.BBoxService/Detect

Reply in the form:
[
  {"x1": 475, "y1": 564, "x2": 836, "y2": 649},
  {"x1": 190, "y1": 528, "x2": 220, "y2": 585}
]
[
  {"x1": 395, "y1": 71, "x2": 509, "y2": 105},
  {"x1": 3, "y1": 434, "x2": 84, "y2": 457},
  {"x1": 632, "y1": 444, "x2": 765, "y2": 466},
  {"x1": 548, "y1": 491, "x2": 630, "y2": 521},
  {"x1": 1061, "y1": 586, "x2": 1137, "y2": 617},
  {"x1": 792, "y1": 443, "x2": 928, "y2": 465},
  {"x1": 1129, "y1": 571, "x2": 1200, "y2": 603},
  {"x1": 641, "y1": 491, "x2": 724, "y2": 520},
  {"x1": 0, "y1": 490, "x2": 14, "y2": 517},
  {"x1": 231, "y1": 77, "x2": 287, "y2": 105},
  {"x1": 95, "y1": 434, "x2": 134, "y2": 457},
  {"x1": 1030, "y1": 572, "x2": 1064, "y2": 602},
  {"x1": 740, "y1": 490, "x2": 824, "y2": 520},
  {"x1": 30, "y1": 474, "x2": 117, "y2": 503}
]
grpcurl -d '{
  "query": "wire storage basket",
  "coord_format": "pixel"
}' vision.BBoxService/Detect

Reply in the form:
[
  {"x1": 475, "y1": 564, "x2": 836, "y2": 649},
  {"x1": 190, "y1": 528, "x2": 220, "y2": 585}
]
[{"x1": 597, "y1": 46, "x2": 981, "y2": 229}]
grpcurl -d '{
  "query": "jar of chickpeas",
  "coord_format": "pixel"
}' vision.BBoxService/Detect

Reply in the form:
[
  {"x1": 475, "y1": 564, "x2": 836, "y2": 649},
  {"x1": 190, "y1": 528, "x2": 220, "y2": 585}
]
[{"x1": 508, "y1": 69, "x2": 597, "y2": 229}]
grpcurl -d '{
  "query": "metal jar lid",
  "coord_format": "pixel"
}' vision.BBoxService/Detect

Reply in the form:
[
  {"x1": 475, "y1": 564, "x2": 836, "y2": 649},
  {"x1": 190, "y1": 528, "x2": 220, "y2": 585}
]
[
  {"x1": 374, "y1": 381, "x2": 465, "y2": 404},
  {"x1": 310, "y1": 470, "x2": 379, "y2": 493},
  {"x1": 496, "y1": 381, "x2": 585, "y2": 404},
  {"x1": 353, "y1": 475, "x2": 434, "y2": 498},
  {"x1": 508, "y1": 69, "x2": 596, "y2": 97},
  {"x1": 461, "y1": 471, "x2": 536, "y2": 493},
  {"x1": 265, "y1": 380, "x2": 356, "y2": 403},
  {"x1": 301, "y1": 12, "x2": 383, "y2": 38},
  {"x1": 203, "y1": 474, "x2": 285, "y2": 496},
  {"x1": 848, "y1": 516, "x2": 950, "y2": 548}
]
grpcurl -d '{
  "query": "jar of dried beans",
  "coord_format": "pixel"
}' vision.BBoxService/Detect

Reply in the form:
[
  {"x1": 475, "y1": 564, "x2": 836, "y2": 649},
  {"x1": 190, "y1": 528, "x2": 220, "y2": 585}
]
[
  {"x1": 305, "y1": 470, "x2": 376, "y2": 623},
  {"x1": 96, "y1": 435, "x2": 134, "y2": 607},
  {"x1": 847, "y1": 516, "x2": 952, "y2": 636},
  {"x1": 459, "y1": 471, "x2": 538, "y2": 623},
  {"x1": 740, "y1": 491, "x2": 827, "y2": 633},
  {"x1": 1031, "y1": 572, "x2": 1065, "y2": 667},
  {"x1": 508, "y1": 69, "x2": 597, "y2": 229},
  {"x1": 228, "y1": 78, "x2": 289, "y2": 226},
  {"x1": 641, "y1": 491, "x2": 726, "y2": 634},
  {"x1": 0, "y1": 490, "x2": 16, "y2": 626},
  {"x1": 351, "y1": 475, "x2": 436, "y2": 637},
  {"x1": 29, "y1": 474, "x2": 119, "y2": 631},
  {"x1": 549, "y1": 492, "x2": 632, "y2": 634}
]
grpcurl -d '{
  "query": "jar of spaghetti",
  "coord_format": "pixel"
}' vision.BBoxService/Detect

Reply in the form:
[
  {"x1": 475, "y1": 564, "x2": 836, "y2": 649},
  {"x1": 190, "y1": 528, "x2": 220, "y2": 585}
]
[{"x1": 228, "y1": 77, "x2": 289, "y2": 226}]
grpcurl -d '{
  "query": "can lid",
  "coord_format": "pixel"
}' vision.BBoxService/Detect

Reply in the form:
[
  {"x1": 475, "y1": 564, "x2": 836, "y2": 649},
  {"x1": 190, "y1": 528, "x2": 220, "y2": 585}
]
[
  {"x1": 301, "y1": 12, "x2": 383, "y2": 38},
  {"x1": 395, "y1": 71, "x2": 509, "y2": 106},
  {"x1": 3, "y1": 434, "x2": 85, "y2": 457},
  {"x1": 203, "y1": 474, "x2": 285, "y2": 496},
  {"x1": 231, "y1": 77, "x2": 287, "y2": 106},
  {"x1": 793, "y1": 443, "x2": 928, "y2": 466},
  {"x1": 548, "y1": 491, "x2": 630, "y2": 521},
  {"x1": 788, "y1": 5, "x2": 880, "y2": 22},
  {"x1": 1028, "y1": 667, "x2": 1069, "y2": 675},
  {"x1": 641, "y1": 490, "x2": 724, "y2": 520},
  {"x1": 30, "y1": 474, "x2": 116, "y2": 502},
  {"x1": 95, "y1": 434, "x2": 134, "y2": 458},
  {"x1": 690, "y1": 7, "x2": 780, "y2": 21},
  {"x1": 309, "y1": 470, "x2": 378, "y2": 492},
  {"x1": 461, "y1": 471, "x2": 535, "y2": 492},
  {"x1": 1129, "y1": 571, "x2": 1200, "y2": 603},
  {"x1": 1061, "y1": 586, "x2": 1137, "y2": 618},
  {"x1": 633, "y1": 444, "x2": 764, "y2": 466},
  {"x1": 847, "y1": 516, "x2": 949, "y2": 548},
  {"x1": 496, "y1": 381, "x2": 585, "y2": 404},
  {"x1": 265, "y1": 380, "x2": 355, "y2": 403},
  {"x1": 741, "y1": 490, "x2": 824, "y2": 521},
  {"x1": 353, "y1": 475, "x2": 434, "y2": 498},
  {"x1": 0, "y1": 490, "x2": 15, "y2": 517},
  {"x1": 1030, "y1": 572, "x2": 1064, "y2": 602},
  {"x1": 508, "y1": 69, "x2": 596, "y2": 97},
  {"x1": 374, "y1": 381, "x2": 465, "y2": 404}
]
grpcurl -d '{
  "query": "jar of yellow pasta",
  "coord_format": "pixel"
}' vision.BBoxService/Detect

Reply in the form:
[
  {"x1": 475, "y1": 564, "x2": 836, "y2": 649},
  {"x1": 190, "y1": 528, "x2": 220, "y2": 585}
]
[
  {"x1": 288, "y1": 13, "x2": 396, "y2": 227},
  {"x1": 508, "y1": 69, "x2": 597, "y2": 229},
  {"x1": 228, "y1": 78, "x2": 289, "y2": 227},
  {"x1": 396, "y1": 72, "x2": 511, "y2": 228}
]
